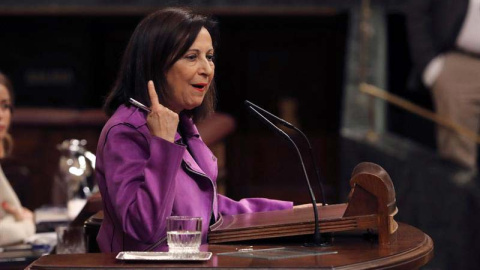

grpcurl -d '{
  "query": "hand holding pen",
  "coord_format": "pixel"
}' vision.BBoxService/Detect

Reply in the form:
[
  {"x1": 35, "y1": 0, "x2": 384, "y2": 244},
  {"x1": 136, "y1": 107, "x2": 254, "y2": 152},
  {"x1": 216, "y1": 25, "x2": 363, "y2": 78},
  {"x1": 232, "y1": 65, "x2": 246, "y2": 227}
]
[{"x1": 130, "y1": 81, "x2": 179, "y2": 143}]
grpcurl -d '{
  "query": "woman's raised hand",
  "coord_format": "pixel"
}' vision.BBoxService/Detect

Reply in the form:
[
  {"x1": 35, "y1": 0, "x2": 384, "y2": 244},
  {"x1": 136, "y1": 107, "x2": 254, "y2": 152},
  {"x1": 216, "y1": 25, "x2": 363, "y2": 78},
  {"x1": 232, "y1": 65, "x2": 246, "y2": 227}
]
[{"x1": 146, "y1": 81, "x2": 179, "y2": 142}]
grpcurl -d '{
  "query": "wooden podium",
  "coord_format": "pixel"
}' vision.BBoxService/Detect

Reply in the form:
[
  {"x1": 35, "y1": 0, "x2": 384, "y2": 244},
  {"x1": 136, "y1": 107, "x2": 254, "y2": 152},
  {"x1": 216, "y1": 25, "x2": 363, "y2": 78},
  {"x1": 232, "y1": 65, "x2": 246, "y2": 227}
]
[
  {"x1": 26, "y1": 222, "x2": 433, "y2": 269},
  {"x1": 25, "y1": 162, "x2": 433, "y2": 269},
  {"x1": 209, "y1": 162, "x2": 398, "y2": 246}
]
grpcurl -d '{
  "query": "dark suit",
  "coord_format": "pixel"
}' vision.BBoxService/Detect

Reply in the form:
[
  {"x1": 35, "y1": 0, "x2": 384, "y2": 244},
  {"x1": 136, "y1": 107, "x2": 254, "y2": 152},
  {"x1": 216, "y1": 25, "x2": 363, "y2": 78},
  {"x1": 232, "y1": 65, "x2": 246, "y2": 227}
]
[{"x1": 405, "y1": 0, "x2": 468, "y2": 88}]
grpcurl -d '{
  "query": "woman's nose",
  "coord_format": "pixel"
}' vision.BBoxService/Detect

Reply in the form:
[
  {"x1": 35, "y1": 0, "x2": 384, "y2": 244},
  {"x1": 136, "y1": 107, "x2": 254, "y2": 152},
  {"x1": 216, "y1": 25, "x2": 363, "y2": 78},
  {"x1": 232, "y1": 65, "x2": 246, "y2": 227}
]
[{"x1": 198, "y1": 58, "x2": 213, "y2": 76}]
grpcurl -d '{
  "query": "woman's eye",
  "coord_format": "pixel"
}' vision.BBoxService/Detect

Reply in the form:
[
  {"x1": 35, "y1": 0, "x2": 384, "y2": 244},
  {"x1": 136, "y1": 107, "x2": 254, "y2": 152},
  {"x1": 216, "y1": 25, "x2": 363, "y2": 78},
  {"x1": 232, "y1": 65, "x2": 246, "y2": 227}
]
[
  {"x1": 207, "y1": 54, "x2": 215, "y2": 61},
  {"x1": 0, "y1": 103, "x2": 11, "y2": 111},
  {"x1": 185, "y1": 54, "x2": 197, "y2": 61}
]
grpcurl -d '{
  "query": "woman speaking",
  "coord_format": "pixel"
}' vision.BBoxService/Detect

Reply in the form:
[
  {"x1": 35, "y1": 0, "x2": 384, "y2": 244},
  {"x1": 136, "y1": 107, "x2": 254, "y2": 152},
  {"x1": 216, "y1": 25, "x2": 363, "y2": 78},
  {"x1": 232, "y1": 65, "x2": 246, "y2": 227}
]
[{"x1": 96, "y1": 8, "x2": 293, "y2": 252}]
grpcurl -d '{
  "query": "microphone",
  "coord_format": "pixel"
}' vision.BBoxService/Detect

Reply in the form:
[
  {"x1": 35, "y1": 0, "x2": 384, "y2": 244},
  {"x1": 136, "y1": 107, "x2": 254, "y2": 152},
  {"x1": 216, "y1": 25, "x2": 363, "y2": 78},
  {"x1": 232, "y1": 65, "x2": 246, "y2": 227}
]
[
  {"x1": 245, "y1": 102, "x2": 327, "y2": 246},
  {"x1": 245, "y1": 100, "x2": 326, "y2": 206}
]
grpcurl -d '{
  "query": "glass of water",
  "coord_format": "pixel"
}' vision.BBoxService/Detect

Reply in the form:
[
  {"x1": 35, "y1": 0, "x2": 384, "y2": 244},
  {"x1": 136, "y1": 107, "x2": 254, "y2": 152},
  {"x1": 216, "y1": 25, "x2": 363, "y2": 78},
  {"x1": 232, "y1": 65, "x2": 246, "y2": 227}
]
[
  {"x1": 55, "y1": 225, "x2": 86, "y2": 254},
  {"x1": 166, "y1": 216, "x2": 202, "y2": 254}
]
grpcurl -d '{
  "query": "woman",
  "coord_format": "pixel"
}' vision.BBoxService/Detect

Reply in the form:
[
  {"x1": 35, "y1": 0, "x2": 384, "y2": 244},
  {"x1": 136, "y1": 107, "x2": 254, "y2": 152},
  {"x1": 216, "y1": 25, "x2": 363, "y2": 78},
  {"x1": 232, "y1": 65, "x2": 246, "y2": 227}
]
[
  {"x1": 0, "y1": 72, "x2": 35, "y2": 246},
  {"x1": 96, "y1": 8, "x2": 293, "y2": 252}
]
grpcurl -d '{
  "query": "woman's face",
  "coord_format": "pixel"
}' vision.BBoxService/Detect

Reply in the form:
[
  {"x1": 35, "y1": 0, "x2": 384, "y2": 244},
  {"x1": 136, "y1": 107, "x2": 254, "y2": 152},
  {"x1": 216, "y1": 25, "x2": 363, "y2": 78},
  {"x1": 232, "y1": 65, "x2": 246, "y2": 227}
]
[
  {"x1": 0, "y1": 84, "x2": 11, "y2": 140},
  {"x1": 165, "y1": 27, "x2": 215, "y2": 113}
]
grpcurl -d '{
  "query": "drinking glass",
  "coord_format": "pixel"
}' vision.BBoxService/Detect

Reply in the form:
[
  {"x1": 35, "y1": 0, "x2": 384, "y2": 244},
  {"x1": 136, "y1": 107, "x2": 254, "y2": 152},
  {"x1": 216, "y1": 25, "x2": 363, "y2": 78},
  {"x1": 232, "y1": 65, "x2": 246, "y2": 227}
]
[
  {"x1": 166, "y1": 216, "x2": 202, "y2": 254},
  {"x1": 55, "y1": 226, "x2": 86, "y2": 254}
]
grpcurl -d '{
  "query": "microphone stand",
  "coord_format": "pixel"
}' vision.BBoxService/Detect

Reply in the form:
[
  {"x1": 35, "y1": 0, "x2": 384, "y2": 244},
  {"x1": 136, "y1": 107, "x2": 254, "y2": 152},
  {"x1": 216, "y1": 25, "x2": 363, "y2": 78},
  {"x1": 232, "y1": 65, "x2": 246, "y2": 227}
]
[
  {"x1": 245, "y1": 104, "x2": 328, "y2": 246},
  {"x1": 245, "y1": 100, "x2": 327, "y2": 206}
]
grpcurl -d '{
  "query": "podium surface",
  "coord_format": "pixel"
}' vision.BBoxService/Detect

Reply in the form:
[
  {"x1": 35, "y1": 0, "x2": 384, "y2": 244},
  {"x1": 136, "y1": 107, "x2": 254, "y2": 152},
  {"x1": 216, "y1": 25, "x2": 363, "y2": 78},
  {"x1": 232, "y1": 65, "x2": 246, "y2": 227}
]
[{"x1": 26, "y1": 222, "x2": 433, "y2": 269}]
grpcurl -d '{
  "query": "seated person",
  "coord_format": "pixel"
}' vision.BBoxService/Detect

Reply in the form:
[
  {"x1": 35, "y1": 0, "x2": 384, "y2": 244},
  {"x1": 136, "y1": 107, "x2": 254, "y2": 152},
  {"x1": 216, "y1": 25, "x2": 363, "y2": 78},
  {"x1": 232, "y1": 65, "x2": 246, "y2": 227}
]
[
  {"x1": 96, "y1": 8, "x2": 293, "y2": 252},
  {"x1": 0, "y1": 72, "x2": 35, "y2": 246}
]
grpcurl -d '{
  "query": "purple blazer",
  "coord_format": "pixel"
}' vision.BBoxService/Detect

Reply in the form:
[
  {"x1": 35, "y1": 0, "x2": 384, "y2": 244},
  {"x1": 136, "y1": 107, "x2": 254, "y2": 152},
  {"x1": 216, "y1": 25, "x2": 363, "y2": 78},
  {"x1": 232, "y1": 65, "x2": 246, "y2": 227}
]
[{"x1": 95, "y1": 105, "x2": 293, "y2": 252}]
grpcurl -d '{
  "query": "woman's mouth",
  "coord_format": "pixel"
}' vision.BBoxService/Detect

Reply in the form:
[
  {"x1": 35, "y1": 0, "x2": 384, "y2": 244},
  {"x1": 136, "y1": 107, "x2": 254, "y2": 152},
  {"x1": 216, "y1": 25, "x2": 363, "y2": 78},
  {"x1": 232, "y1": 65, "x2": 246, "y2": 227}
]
[{"x1": 191, "y1": 83, "x2": 208, "y2": 91}]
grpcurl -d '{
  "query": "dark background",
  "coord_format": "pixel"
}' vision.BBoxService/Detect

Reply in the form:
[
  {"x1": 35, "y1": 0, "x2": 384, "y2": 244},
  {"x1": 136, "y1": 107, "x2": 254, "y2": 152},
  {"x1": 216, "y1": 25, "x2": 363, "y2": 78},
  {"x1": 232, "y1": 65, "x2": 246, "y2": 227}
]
[
  {"x1": 0, "y1": 7, "x2": 443, "y2": 206},
  {"x1": 0, "y1": 11, "x2": 349, "y2": 206}
]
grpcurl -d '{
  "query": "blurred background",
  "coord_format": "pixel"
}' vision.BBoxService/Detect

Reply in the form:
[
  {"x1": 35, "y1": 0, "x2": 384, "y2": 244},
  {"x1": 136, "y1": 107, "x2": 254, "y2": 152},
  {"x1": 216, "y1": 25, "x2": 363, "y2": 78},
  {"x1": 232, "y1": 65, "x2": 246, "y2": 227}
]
[{"x1": 1, "y1": 0, "x2": 479, "y2": 269}]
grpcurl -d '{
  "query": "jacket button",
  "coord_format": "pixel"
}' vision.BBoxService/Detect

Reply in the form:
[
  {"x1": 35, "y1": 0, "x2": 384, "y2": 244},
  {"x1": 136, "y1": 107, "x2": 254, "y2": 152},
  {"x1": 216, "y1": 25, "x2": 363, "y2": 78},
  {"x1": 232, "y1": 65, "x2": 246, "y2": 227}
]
[{"x1": 212, "y1": 156, "x2": 216, "y2": 161}]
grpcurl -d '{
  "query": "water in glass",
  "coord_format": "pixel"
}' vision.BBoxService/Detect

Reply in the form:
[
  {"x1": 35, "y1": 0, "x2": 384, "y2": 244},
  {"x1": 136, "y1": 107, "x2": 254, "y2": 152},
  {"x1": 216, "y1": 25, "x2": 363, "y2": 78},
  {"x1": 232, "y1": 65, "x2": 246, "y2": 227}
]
[{"x1": 167, "y1": 230, "x2": 201, "y2": 253}]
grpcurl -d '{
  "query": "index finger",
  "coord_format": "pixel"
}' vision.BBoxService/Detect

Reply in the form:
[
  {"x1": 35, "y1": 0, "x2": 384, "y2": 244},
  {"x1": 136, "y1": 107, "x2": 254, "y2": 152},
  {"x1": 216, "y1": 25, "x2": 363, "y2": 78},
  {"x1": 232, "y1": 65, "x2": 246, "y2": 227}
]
[{"x1": 147, "y1": 80, "x2": 163, "y2": 109}]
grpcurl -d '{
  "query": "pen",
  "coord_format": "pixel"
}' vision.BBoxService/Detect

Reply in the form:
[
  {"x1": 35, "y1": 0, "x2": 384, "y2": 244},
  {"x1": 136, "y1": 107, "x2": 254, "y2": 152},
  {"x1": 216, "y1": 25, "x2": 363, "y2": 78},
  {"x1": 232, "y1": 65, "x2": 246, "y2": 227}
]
[{"x1": 129, "y1": 98, "x2": 151, "y2": 113}]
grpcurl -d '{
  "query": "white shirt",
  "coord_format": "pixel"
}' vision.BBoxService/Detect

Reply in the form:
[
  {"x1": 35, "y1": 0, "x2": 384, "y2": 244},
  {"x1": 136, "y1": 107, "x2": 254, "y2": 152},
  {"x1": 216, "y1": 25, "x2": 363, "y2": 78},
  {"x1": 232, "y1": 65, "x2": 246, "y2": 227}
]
[
  {"x1": 423, "y1": 0, "x2": 480, "y2": 87},
  {"x1": 456, "y1": 0, "x2": 480, "y2": 54},
  {"x1": 0, "y1": 165, "x2": 35, "y2": 246}
]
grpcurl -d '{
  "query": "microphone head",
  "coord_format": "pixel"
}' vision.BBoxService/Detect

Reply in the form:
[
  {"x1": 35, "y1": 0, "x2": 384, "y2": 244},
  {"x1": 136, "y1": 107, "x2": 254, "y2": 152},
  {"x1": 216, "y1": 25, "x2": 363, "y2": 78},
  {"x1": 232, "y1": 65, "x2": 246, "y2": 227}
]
[
  {"x1": 243, "y1": 99, "x2": 295, "y2": 128},
  {"x1": 244, "y1": 100, "x2": 254, "y2": 108}
]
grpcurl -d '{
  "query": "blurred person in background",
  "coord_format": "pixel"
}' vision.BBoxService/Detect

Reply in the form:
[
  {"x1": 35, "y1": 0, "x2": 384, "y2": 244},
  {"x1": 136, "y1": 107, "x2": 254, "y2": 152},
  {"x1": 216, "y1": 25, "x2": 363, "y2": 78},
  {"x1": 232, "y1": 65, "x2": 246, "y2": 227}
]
[
  {"x1": 405, "y1": 0, "x2": 480, "y2": 183},
  {"x1": 0, "y1": 71, "x2": 35, "y2": 246}
]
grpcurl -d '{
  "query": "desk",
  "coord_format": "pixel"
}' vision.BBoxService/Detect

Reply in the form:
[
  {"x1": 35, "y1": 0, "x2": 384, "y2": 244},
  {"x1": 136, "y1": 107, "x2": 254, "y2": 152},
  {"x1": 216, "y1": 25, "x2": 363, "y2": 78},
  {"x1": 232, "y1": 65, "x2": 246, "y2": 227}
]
[{"x1": 26, "y1": 223, "x2": 433, "y2": 269}]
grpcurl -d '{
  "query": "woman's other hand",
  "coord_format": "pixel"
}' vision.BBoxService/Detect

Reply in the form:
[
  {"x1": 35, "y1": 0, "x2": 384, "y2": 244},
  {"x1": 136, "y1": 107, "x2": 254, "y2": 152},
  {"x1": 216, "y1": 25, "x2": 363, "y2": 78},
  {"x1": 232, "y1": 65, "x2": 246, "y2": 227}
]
[
  {"x1": 146, "y1": 80, "x2": 179, "y2": 142},
  {"x1": 1, "y1": 201, "x2": 34, "y2": 222}
]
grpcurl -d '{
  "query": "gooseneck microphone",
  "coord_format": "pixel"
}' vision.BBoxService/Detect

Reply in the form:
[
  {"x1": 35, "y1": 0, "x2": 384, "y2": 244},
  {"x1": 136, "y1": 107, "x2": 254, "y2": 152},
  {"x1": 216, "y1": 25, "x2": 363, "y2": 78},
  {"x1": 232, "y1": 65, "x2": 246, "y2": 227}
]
[
  {"x1": 245, "y1": 101, "x2": 326, "y2": 246},
  {"x1": 244, "y1": 100, "x2": 327, "y2": 206}
]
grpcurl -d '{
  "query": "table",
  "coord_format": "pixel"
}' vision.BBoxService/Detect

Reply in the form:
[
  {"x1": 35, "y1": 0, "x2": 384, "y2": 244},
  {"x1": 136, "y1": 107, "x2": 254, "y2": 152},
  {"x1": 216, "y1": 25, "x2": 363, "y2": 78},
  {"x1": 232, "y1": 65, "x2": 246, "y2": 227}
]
[{"x1": 26, "y1": 222, "x2": 433, "y2": 269}]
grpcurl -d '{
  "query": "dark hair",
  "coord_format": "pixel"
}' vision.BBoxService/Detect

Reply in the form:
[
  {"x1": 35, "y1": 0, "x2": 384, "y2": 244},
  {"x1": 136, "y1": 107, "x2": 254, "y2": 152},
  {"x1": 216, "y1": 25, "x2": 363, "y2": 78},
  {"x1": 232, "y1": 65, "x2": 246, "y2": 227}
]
[
  {"x1": 104, "y1": 7, "x2": 218, "y2": 122},
  {"x1": 0, "y1": 72, "x2": 14, "y2": 108},
  {"x1": 0, "y1": 71, "x2": 14, "y2": 157}
]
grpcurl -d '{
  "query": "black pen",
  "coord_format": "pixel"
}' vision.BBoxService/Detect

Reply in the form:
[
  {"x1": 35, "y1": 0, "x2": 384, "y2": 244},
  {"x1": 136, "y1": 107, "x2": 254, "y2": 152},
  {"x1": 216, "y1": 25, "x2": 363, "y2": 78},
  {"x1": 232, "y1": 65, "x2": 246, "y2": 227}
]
[{"x1": 129, "y1": 98, "x2": 151, "y2": 113}]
